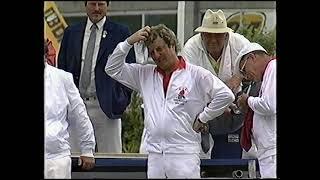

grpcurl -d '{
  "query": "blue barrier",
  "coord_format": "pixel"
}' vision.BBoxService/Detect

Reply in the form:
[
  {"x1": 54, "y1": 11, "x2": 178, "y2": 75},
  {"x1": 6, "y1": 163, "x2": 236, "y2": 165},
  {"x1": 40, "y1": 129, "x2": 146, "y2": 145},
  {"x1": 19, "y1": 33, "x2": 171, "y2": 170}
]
[{"x1": 71, "y1": 157, "x2": 259, "y2": 178}]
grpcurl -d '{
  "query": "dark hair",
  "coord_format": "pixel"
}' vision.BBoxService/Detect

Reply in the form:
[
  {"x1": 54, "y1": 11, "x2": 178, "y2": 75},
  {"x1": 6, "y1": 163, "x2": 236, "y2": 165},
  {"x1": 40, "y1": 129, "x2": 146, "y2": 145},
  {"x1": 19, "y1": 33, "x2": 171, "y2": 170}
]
[
  {"x1": 144, "y1": 24, "x2": 181, "y2": 53},
  {"x1": 85, "y1": 1, "x2": 109, "y2": 6}
]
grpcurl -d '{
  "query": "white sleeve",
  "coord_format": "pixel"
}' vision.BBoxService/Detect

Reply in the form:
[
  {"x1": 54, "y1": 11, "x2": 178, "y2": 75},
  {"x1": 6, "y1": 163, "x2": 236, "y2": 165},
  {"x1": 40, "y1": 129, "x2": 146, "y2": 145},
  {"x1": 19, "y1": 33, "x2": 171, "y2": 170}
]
[
  {"x1": 248, "y1": 63, "x2": 276, "y2": 116},
  {"x1": 232, "y1": 33, "x2": 250, "y2": 54},
  {"x1": 134, "y1": 42, "x2": 154, "y2": 64},
  {"x1": 181, "y1": 39, "x2": 200, "y2": 66},
  {"x1": 65, "y1": 73, "x2": 95, "y2": 156},
  {"x1": 198, "y1": 71, "x2": 235, "y2": 123},
  {"x1": 105, "y1": 40, "x2": 142, "y2": 92}
]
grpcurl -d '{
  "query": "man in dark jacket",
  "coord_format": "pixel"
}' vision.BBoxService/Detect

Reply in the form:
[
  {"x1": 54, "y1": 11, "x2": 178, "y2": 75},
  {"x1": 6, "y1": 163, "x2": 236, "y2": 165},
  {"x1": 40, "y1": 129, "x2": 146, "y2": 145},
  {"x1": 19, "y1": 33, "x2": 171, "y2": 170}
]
[{"x1": 58, "y1": 1, "x2": 135, "y2": 153}]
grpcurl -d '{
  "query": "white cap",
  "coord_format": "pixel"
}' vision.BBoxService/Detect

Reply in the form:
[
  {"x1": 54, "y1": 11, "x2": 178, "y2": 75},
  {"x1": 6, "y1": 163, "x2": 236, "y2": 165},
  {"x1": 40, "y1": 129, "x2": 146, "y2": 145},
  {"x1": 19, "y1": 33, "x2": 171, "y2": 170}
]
[{"x1": 234, "y1": 42, "x2": 267, "y2": 74}]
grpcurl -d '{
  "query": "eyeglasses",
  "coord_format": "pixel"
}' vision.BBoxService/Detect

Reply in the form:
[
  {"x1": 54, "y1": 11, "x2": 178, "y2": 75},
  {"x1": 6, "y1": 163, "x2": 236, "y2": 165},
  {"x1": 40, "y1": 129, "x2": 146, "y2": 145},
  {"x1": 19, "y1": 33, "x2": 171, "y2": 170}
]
[{"x1": 239, "y1": 54, "x2": 251, "y2": 77}]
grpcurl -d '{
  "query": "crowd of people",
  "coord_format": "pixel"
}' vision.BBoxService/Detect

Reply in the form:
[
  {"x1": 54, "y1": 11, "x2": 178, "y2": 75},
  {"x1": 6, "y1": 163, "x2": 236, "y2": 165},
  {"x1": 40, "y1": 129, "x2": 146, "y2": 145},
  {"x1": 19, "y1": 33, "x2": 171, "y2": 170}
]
[{"x1": 44, "y1": 1, "x2": 277, "y2": 178}]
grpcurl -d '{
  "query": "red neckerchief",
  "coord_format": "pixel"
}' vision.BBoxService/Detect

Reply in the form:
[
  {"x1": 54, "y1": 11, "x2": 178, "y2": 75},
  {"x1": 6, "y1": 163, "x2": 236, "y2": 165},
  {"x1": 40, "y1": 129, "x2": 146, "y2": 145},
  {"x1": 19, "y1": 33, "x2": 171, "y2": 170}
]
[
  {"x1": 240, "y1": 58, "x2": 276, "y2": 152},
  {"x1": 45, "y1": 39, "x2": 57, "y2": 67},
  {"x1": 156, "y1": 56, "x2": 186, "y2": 96}
]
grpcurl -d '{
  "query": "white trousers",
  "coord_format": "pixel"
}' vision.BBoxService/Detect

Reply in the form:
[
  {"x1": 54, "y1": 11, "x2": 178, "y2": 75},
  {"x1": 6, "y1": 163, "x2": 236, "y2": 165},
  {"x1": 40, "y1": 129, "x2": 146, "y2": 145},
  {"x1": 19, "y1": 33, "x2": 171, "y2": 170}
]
[
  {"x1": 258, "y1": 154, "x2": 277, "y2": 178},
  {"x1": 242, "y1": 139, "x2": 258, "y2": 159},
  {"x1": 147, "y1": 152, "x2": 200, "y2": 179},
  {"x1": 45, "y1": 156, "x2": 71, "y2": 179},
  {"x1": 69, "y1": 98, "x2": 122, "y2": 153},
  {"x1": 139, "y1": 128, "x2": 148, "y2": 154},
  {"x1": 199, "y1": 135, "x2": 214, "y2": 159}
]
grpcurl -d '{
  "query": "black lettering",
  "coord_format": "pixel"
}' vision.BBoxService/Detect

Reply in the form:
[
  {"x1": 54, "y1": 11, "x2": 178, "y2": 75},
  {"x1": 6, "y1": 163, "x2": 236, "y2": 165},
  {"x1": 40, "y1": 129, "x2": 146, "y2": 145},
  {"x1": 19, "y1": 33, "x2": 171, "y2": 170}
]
[
  {"x1": 44, "y1": 7, "x2": 61, "y2": 28},
  {"x1": 52, "y1": 24, "x2": 66, "y2": 43}
]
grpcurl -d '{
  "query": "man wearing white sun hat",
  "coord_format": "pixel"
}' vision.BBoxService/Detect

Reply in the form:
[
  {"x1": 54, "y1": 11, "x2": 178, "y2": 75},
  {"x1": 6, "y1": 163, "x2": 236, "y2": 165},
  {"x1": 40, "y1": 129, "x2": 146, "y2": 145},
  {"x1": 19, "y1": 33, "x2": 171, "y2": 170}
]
[{"x1": 182, "y1": 9, "x2": 251, "y2": 160}]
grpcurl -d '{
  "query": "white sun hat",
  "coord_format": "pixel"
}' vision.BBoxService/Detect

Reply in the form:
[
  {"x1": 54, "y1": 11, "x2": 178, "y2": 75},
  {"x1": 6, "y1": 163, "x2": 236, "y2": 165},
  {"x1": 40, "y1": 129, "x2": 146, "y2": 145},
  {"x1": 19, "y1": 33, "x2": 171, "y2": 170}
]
[{"x1": 195, "y1": 9, "x2": 233, "y2": 33}]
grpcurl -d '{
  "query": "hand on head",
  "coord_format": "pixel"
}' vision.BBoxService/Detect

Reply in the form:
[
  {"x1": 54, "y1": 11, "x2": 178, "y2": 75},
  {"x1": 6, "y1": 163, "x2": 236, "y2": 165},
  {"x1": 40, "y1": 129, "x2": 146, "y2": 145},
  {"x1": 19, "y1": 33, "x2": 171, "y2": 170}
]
[{"x1": 127, "y1": 26, "x2": 151, "y2": 45}]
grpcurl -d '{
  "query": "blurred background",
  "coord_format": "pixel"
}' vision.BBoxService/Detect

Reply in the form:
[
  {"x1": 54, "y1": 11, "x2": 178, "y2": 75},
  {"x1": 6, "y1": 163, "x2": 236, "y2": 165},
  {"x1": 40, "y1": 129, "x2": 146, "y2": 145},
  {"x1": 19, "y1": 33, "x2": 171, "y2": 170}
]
[{"x1": 45, "y1": 1, "x2": 276, "y2": 59}]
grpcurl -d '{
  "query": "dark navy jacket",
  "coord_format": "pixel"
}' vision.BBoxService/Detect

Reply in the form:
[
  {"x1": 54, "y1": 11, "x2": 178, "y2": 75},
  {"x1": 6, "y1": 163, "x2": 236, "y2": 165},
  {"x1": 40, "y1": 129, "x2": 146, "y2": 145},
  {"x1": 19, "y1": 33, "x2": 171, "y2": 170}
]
[{"x1": 58, "y1": 17, "x2": 136, "y2": 119}]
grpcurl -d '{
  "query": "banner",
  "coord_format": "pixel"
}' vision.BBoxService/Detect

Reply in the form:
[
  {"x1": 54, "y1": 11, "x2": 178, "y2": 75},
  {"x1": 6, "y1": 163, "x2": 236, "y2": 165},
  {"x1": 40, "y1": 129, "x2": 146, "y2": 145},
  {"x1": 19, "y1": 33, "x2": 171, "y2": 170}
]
[{"x1": 44, "y1": 1, "x2": 68, "y2": 66}]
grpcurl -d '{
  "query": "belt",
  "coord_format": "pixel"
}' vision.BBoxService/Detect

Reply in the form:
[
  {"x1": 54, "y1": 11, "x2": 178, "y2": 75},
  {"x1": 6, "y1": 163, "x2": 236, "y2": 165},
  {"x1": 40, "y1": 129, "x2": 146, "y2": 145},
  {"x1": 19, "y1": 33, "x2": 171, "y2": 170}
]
[{"x1": 83, "y1": 96, "x2": 97, "y2": 101}]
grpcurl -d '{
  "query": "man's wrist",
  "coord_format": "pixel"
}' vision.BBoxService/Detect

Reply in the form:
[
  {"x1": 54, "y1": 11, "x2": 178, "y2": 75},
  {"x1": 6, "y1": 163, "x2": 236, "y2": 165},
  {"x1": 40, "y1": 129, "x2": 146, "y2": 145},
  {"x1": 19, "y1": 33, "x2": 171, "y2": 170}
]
[
  {"x1": 235, "y1": 74, "x2": 242, "y2": 80},
  {"x1": 81, "y1": 149, "x2": 94, "y2": 157},
  {"x1": 81, "y1": 153, "x2": 94, "y2": 158},
  {"x1": 125, "y1": 39, "x2": 133, "y2": 46},
  {"x1": 198, "y1": 118, "x2": 205, "y2": 124}
]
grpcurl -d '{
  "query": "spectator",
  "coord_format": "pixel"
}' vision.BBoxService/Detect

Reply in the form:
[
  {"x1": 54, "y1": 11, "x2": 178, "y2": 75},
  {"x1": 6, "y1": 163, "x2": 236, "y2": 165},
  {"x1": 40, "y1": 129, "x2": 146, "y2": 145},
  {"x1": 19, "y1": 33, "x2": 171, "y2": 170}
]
[
  {"x1": 58, "y1": 1, "x2": 136, "y2": 153},
  {"x1": 181, "y1": 9, "x2": 251, "y2": 159}
]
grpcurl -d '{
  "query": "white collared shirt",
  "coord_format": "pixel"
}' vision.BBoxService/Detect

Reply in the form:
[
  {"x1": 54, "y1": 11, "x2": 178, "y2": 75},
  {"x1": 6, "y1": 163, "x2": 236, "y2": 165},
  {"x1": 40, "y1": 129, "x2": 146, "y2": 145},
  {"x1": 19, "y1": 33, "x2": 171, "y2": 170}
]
[{"x1": 80, "y1": 16, "x2": 106, "y2": 96}]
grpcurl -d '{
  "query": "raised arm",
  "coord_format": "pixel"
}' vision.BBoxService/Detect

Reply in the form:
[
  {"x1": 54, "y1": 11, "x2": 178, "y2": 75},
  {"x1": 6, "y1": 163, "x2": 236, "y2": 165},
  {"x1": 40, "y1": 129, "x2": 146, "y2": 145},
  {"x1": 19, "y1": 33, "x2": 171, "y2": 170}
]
[{"x1": 105, "y1": 26, "x2": 151, "y2": 92}]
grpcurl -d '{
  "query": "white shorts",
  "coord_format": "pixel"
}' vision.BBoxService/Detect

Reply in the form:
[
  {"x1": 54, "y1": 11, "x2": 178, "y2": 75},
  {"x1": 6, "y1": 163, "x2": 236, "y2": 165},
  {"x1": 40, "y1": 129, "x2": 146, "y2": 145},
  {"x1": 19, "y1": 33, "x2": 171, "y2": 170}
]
[
  {"x1": 45, "y1": 156, "x2": 71, "y2": 179},
  {"x1": 147, "y1": 152, "x2": 200, "y2": 178}
]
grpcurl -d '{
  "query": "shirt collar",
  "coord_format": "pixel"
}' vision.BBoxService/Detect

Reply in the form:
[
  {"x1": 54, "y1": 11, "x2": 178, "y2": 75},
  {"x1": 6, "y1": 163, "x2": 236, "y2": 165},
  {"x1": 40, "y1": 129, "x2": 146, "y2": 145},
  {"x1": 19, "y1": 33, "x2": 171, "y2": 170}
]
[
  {"x1": 86, "y1": 16, "x2": 106, "y2": 30},
  {"x1": 155, "y1": 56, "x2": 186, "y2": 75}
]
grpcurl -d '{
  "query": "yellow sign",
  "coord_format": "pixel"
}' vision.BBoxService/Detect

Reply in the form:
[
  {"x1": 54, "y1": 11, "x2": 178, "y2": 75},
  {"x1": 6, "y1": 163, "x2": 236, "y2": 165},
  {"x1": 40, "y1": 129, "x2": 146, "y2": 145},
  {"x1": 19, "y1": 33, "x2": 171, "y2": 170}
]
[
  {"x1": 227, "y1": 12, "x2": 266, "y2": 33},
  {"x1": 44, "y1": 1, "x2": 68, "y2": 60}
]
